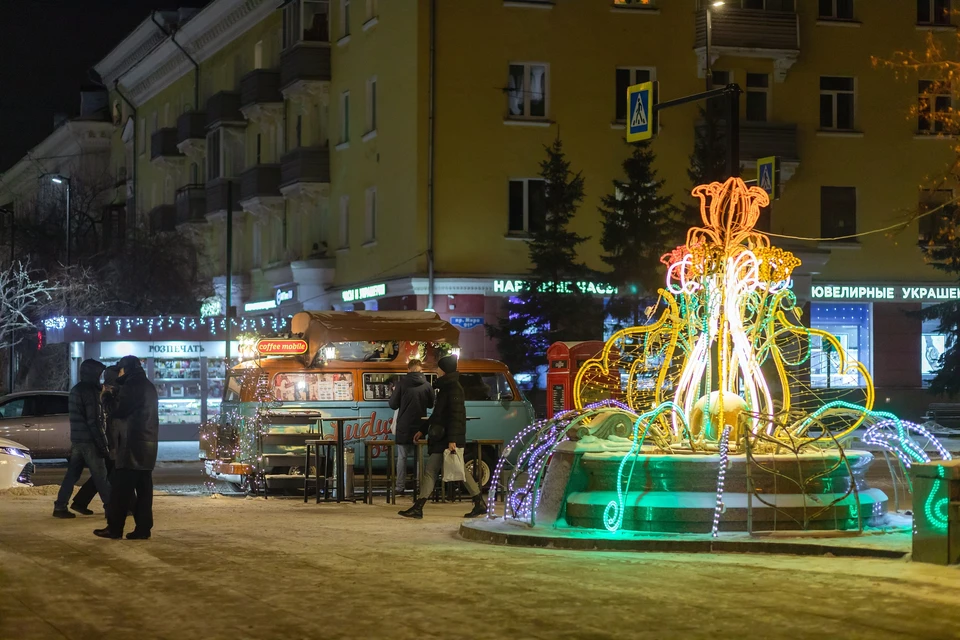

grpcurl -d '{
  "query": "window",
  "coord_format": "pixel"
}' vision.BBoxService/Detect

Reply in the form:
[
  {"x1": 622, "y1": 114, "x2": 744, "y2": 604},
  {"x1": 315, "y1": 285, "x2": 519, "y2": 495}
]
[
  {"x1": 922, "y1": 306, "x2": 946, "y2": 387},
  {"x1": 296, "y1": 115, "x2": 303, "y2": 147},
  {"x1": 340, "y1": 91, "x2": 350, "y2": 143},
  {"x1": 712, "y1": 70, "x2": 731, "y2": 86},
  {"x1": 810, "y1": 304, "x2": 871, "y2": 388},
  {"x1": 819, "y1": 76, "x2": 855, "y2": 130},
  {"x1": 36, "y1": 394, "x2": 68, "y2": 416},
  {"x1": 283, "y1": 0, "x2": 330, "y2": 48},
  {"x1": 223, "y1": 373, "x2": 244, "y2": 402},
  {"x1": 339, "y1": 195, "x2": 350, "y2": 248},
  {"x1": 138, "y1": 118, "x2": 146, "y2": 156},
  {"x1": 919, "y1": 189, "x2": 956, "y2": 245},
  {"x1": 735, "y1": 0, "x2": 794, "y2": 9},
  {"x1": 0, "y1": 397, "x2": 26, "y2": 419},
  {"x1": 364, "y1": 186, "x2": 377, "y2": 243},
  {"x1": 507, "y1": 63, "x2": 548, "y2": 119},
  {"x1": 256, "y1": 133, "x2": 262, "y2": 165},
  {"x1": 366, "y1": 76, "x2": 377, "y2": 132},
  {"x1": 745, "y1": 73, "x2": 769, "y2": 122},
  {"x1": 254, "y1": 40, "x2": 263, "y2": 69},
  {"x1": 918, "y1": 0, "x2": 951, "y2": 25},
  {"x1": 340, "y1": 0, "x2": 351, "y2": 37},
  {"x1": 820, "y1": 186, "x2": 857, "y2": 239},
  {"x1": 461, "y1": 373, "x2": 514, "y2": 402},
  {"x1": 206, "y1": 129, "x2": 222, "y2": 180},
  {"x1": 151, "y1": 111, "x2": 158, "y2": 134},
  {"x1": 273, "y1": 372, "x2": 354, "y2": 402},
  {"x1": 508, "y1": 179, "x2": 546, "y2": 234},
  {"x1": 918, "y1": 80, "x2": 952, "y2": 133},
  {"x1": 361, "y1": 372, "x2": 437, "y2": 401},
  {"x1": 818, "y1": 0, "x2": 853, "y2": 19},
  {"x1": 365, "y1": 0, "x2": 377, "y2": 20},
  {"x1": 615, "y1": 67, "x2": 654, "y2": 122}
]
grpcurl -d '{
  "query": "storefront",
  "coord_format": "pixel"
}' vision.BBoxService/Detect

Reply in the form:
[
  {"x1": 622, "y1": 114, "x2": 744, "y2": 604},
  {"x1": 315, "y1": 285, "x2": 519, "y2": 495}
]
[
  {"x1": 802, "y1": 281, "x2": 960, "y2": 418},
  {"x1": 43, "y1": 316, "x2": 287, "y2": 440}
]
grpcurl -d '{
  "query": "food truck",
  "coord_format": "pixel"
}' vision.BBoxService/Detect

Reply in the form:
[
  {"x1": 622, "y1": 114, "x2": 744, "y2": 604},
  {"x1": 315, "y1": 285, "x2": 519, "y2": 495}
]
[{"x1": 200, "y1": 311, "x2": 535, "y2": 493}]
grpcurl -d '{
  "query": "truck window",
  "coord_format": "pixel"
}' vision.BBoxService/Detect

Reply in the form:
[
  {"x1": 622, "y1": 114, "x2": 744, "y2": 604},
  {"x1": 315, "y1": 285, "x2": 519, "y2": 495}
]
[
  {"x1": 363, "y1": 372, "x2": 438, "y2": 400},
  {"x1": 460, "y1": 372, "x2": 513, "y2": 401},
  {"x1": 273, "y1": 372, "x2": 354, "y2": 401},
  {"x1": 223, "y1": 374, "x2": 244, "y2": 402}
]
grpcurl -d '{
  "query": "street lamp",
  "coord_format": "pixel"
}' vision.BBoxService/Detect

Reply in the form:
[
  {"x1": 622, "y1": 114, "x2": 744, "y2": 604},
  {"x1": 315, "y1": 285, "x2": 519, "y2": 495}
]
[
  {"x1": 705, "y1": 1, "x2": 725, "y2": 91},
  {"x1": 49, "y1": 175, "x2": 71, "y2": 268}
]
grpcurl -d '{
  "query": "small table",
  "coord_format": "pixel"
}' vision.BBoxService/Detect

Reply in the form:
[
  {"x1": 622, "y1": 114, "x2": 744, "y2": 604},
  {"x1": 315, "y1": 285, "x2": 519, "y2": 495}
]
[
  {"x1": 319, "y1": 416, "x2": 362, "y2": 503},
  {"x1": 362, "y1": 440, "x2": 397, "y2": 505}
]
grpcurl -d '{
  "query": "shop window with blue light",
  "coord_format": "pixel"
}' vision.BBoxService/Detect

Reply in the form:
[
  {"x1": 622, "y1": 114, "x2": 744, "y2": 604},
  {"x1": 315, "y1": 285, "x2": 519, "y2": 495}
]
[
  {"x1": 809, "y1": 303, "x2": 872, "y2": 388},
  {"x1": 921, "y1": 306, "x2": 946, "y2": 387}
]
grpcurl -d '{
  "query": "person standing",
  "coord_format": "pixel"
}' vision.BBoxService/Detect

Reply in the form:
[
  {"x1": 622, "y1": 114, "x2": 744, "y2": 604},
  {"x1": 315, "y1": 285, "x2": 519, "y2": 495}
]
[
  {"x1": 70, "y1": 365, "x2": 122, "y2": 514},
  {"x1": 388, "y1": 358, "x2": 434, "y2": 496},
  {"x1": 398, "y1": 355, "x2": 487, "y2": 519},
  {"x1": 94, "y1": 355, "x2": 158, "y2": 540},
  {"x1": 53, "y1": 359, "x2": 110, "y2": 518}
]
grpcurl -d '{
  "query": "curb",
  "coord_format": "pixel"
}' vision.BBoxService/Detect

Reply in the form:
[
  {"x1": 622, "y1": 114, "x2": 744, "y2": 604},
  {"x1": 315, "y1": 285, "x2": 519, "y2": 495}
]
[{"x1": 458, "y1": 523, "x2": 909, "y2": 559}]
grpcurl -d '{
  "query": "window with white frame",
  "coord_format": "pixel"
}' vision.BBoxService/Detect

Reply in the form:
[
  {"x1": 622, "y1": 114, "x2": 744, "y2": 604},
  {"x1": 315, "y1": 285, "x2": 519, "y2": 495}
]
[
  {"x1": 615, "y1": 67, "x2": 654, "y2": 122},
  {"x1": 365, "y1": 0, "x2": 377, "y2": 20},
  {"x1": 918, "y1": 0, "x2": 951, "y2": 25},
  {"x1": 339, "y1": 195, "x2": 350, "y2": 248},
  {"x1": 918, "y1": 80, "x2": 953, "y2": 133},
  {"x1": 745, "y1": 73, "x2": 769, "y2": 122},
  {"x1": 340, "y1": 0, "x2": 351, "y2": 37},
  {"x1": 366, "y1": 76, "x2": 377, "y2": 133},
  {"x1": 283, "y1": 0, "x2": 330, "y2": 48},
  {"x1": 820, "y1": 186, "x2": 857, "y2": 239},
  {"x1": 819, "y1": 76, "x2": 855, "y2": 131},
  {"x1": 364, "y1": 187, "x2": 377, "y2": 243},
  {"x1": 818, "y1": 0, "x2": 854, "y2": 19},
  {"x1": 507, "y1": 63, "x2": 548, "y2": 120},
  {"x1": 254, "y1": 40, "x2": 263, "y2": 69},
  {"x1": 508, "y1": 179, "x2": 546, "y2": 234},
  {"x1": 138, "y1": 118, "x2": 146, "y2": 156},
  {"x1": 206, "y1": 129, "x2": 222, "y2": 180},
  {"x1": 340, "y1": 91, "x2": 350, "y2": 143}
]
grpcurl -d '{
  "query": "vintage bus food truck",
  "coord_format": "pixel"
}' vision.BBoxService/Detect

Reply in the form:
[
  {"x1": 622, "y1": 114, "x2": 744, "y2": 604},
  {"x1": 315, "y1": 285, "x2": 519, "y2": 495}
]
[{"x1": 200, "y1": 311, "x2": 535, "y2": 493}]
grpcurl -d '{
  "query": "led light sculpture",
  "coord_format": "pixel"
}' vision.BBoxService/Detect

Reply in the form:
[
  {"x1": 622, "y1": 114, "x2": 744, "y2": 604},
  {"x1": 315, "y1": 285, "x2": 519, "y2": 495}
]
[{"x1": 489, "y1": 178, "x2": 952, "y2": 534}]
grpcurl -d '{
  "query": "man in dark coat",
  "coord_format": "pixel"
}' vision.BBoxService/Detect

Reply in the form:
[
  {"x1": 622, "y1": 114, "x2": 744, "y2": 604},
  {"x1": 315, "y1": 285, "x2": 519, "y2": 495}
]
[
  {"x1": 94, "y1": 355, "x2": 158, "y2": 540},
  {"x1": 399, "y1": 355, "x2": 486, "y2": 519},
  {"x1": 71, "y1": 365, "x2": 124, "y2": 514},
  {"x1": 54, "y1": 359, "x2": 110, "y2": 518},
  {"x1": 388, "y1": 358, "x2": 434, "y2": 495}
]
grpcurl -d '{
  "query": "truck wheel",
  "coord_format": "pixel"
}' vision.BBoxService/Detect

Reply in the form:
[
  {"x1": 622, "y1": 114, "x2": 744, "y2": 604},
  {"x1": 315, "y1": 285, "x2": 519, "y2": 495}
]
[{"x1": 464, "y1": 448, "x2": 498, "y2": 491}]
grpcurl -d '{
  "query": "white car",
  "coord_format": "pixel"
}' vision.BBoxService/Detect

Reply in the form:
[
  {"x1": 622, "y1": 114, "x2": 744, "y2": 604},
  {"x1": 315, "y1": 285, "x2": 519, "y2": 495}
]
[
  {"x1": 0, "y1": 436, "x2": 34, "y2": 489},
  {"x1": 0, "y1": 391, "x2": 71, "y2": 459}
]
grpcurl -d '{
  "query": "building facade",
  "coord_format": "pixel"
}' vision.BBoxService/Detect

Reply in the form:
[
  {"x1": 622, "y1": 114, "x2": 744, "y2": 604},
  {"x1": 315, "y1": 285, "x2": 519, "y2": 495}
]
[{"x1": 71, "y1": 0, "x2": 960, "y2": 416}]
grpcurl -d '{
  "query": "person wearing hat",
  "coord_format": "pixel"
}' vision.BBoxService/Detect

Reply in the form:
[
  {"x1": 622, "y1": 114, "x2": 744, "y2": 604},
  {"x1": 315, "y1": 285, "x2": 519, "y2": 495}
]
[
  {"x1": 399, "y1": 355, "x2": 487, "y2": 519},
  {"x1": 94, "y1": 355, "x2": 158, "y2": 540},
  {"x1": 53, "y1": 359, "x2": 111, "y2": 518}
]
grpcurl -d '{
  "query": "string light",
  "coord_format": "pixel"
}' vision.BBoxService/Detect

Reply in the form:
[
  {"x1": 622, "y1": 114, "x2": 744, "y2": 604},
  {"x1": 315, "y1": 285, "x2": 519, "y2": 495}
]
[
  {"x1": 40, "y1": 315, "x2": 291, "y2": 337},
  {"x1": 711, "y1": 425, "x2": 731, "y2": 538}
]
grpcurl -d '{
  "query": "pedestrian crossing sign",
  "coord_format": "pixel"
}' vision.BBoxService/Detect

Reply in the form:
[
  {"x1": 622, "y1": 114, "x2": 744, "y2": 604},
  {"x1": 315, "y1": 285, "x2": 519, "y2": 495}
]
[
  {"x1": 626, "y1": 81, "x2": 657, "y2": 142},
  {"x1": 757, "y1": 156, "x2": 778, "y2": 200}
]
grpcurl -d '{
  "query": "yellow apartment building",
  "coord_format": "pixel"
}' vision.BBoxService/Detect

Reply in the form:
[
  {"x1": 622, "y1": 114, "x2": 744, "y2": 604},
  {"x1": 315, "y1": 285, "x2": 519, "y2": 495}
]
[{"x1": 74, "y1": 0, "x2": 960, "y2": 415}]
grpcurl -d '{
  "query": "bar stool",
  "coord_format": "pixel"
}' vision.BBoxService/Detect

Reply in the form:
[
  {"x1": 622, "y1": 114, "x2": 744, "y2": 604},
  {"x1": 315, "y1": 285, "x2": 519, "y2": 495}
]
[
  {"x1": 304, "y1": 439, "x2": 337, "y2": 503},
  {"x1": 362, "y1": 440, "x2": 397, "y2": 505}
]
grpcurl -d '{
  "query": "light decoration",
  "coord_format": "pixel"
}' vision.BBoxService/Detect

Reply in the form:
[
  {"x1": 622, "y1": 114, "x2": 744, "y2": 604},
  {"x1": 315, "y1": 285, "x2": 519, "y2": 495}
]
[
  {"x1": 39, "y1": 315, "x2": 290, "y2": 337},
  {"x1": 490, "y1": 178, "x2": 952, "y2": 533},
  {"x1": 43, "y1": 316, "x2": 67, "y2": 330}
]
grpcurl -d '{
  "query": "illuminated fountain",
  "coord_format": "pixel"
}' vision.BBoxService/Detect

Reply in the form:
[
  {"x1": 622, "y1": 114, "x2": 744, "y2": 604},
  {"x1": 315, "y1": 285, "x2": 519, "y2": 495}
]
[{"x1": 482, "y1": 178, "x2": 952, "y2": 536}]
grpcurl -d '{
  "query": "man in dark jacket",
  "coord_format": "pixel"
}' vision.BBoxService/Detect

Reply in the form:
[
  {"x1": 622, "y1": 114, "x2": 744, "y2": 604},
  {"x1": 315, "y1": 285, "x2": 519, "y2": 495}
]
[
  {"x1": 399, "y1": 355, "x2": 486, "y2": 519},
  {"x1": 94, "y1": 355, "x2": 159, "y2": 540},
  {"x1": 388, "y1": 358, "x2": 434, "y2": 495},
  {"x1": 71, "y1": 366, "x2": 128, "y2": 514},
  {"x1": 53, "y1": 359, "x2": 110, "y2": 518}
]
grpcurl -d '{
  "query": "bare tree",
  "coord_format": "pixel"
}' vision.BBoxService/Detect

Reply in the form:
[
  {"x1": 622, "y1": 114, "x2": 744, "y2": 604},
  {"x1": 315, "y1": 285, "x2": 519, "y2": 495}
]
[{"x1": 0, "y1": 261, "x2": 56, "y2": 350}]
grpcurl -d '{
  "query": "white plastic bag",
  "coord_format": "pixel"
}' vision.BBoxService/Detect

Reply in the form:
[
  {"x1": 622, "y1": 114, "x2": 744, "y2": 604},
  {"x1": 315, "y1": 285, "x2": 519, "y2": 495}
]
[
  {"x1": 442, "y1": 448, "x2": 466, "y2": 482},
  {"x1": 390, "y1": 409, "x2": 399, "y2": 435}
]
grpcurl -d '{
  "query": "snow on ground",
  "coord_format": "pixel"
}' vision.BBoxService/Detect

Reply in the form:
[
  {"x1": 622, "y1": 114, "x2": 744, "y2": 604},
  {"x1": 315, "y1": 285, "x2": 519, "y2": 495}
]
[{"x1": 2, "y1": 491, "x2": 960, "y2": 640}]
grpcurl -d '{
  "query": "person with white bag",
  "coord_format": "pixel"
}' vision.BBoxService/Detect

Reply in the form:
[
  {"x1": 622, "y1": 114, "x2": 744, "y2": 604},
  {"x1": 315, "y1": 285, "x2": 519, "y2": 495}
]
[
  {"x1": 398, "y1": 355, "x2": 487, "y2": 519},
  {"x1": 388, "y1": 358, "x2": 434, "y2": 496}
]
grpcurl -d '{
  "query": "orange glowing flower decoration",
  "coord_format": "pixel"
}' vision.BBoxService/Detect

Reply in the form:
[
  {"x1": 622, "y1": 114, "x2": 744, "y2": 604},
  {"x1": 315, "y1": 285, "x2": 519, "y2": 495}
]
[{"x1": 687, "y1": 177, "x2": 771, "y2": 252}]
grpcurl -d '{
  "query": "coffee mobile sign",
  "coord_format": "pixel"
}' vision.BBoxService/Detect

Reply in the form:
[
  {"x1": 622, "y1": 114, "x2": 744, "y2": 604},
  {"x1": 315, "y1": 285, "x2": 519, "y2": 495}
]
[
  {"x1": 255, "y1": 339, "x2": 309, "y2": 356},
  {"x1": 810, "y1": 283, "x2": 960, "y2": 302}
]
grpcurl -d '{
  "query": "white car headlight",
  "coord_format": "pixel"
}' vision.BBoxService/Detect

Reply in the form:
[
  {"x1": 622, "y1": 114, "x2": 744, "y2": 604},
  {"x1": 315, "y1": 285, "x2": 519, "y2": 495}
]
[{"x1": 0, "y1": 446, "x2": 28, "y2": 458}]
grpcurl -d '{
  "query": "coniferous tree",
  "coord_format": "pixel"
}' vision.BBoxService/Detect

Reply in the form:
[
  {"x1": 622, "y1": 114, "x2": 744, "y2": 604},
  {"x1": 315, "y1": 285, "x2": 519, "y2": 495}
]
[
  {"x1": 487, "y1": 136, "x2": 603, "y2": 380},
  {"x1": 683, "y1": 105, "x2": 730, "y2": 230},
  {"x1": 599, "y1": 141, "x2": 679, "y2": 326}
]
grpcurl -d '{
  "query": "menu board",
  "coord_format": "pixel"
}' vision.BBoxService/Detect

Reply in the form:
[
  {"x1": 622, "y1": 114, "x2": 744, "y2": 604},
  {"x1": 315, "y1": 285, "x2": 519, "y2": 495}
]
[
  {"x1": 273, "y1": 373, "x2": 354, "y2": 402},
  {"x1": 552, "y1": 384, "x2": 565, "y2": 415}
]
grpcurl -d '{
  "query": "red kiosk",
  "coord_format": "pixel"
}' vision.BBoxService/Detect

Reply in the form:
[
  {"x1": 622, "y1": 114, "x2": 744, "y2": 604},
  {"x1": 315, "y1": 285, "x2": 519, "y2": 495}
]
[{"x1": 545, "y1": 341, "x2": 608, "y2": 418}]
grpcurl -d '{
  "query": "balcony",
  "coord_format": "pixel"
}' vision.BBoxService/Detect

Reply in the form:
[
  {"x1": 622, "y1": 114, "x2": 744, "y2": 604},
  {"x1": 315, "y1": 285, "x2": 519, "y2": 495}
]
[
  {"x1": 150, "y1": 128, "x2": 184, "y2": 166},
  {"x1": 206, "y1": 91, "x2": 245, "y2": 129},
  {"x1": 240, "y1": 69, "x2": 284, "y2": 126},
  {"x1": 176, "y1": 111, "x2": 207, "y2": 159},
  {"x1": 148, "y1": 204, "x2": 177, "y2": 233},
  {"x1": 280, "y1": 146, "x2": 330, "y2": 191},
  {"x1": 239, "y1": 164, "x2": 284, "y2": 217},
  {"x1": 694, "y1": 8, "x2": 799, "y2": 81},
  {"x1": 205, "y1": 177, "x2": 241, "y2": 219},
  {"x1": 280, "y1": 44, "x2": 332, "y2": 102},
  {"x1": 175, "y1": 184, "x2": 206, "y2": 225},
  {"x1": 740, "y1": 122, "x2": 798, "y2": 163}
]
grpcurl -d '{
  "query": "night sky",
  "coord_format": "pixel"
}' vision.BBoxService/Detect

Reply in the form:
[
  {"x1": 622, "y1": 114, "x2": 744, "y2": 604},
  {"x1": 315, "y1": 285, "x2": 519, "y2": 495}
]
[{"x1": 0, "y1": 0, "x2": 209, "y2": 172}]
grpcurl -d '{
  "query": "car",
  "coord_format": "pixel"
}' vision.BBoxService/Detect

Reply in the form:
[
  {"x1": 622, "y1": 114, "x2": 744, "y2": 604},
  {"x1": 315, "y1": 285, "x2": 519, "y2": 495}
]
[
  {"x1": 0, "y1": 391, "x2": 71, "y2": 459},
  {"x1": 0, "y1": 436, "x2": 35, "y2": 489}
]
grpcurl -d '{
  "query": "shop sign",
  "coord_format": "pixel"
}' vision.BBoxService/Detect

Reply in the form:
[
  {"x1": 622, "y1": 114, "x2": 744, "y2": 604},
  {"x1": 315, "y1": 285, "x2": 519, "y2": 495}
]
[
  {"x1": 275, "y1": 287, "x2": 296, "y2": 306},
  {"x1": 244, "y1": 299, "x2": 277, "y2": 312},
  {"x1": 100, "y1": 341, "x2": 239, "y2": 360},
  {"x1": 450, "y1": 317, "x2": 485, "y2": 330},
  {"x1": 256, "y1": 338, "x2": 309, "y2": 356},
  {"x1": 811, "y1": 283, "x2": 960, "y2": 302},
  {"x1": 492, "y1": 279, "x2": 618, "y2": 296},
  {"x1": 342, "y1": 283, "x2": 386, "y2": 303}
]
